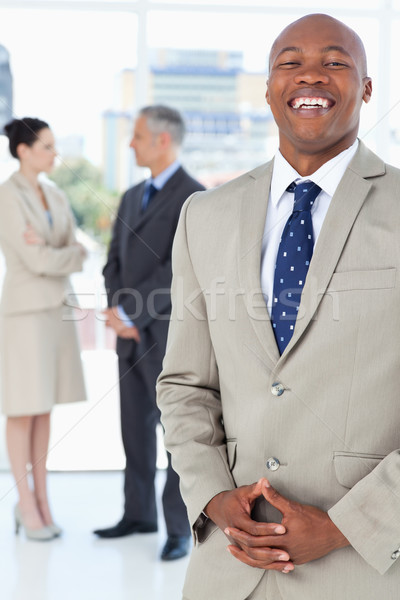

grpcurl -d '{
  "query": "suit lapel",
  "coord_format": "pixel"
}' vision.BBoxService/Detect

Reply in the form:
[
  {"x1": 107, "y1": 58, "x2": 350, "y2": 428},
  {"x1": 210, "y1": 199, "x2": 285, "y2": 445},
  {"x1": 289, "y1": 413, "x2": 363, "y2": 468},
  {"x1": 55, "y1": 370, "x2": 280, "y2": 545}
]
[
  {"x1": 132, "y1": 168, "x2": 185, "y2": 231},
  {"x1": 42, "y1": 184, "x2": 64, "y2": 244},
  {"x1": 11, "y1": 172, "x2": 52, "y2": 242},
  {"x1": 237, "y1": 142, "x2": 386, "y2": 365},
  {"x1": 283, "y1": 141, "x2": 386, "y2": 356},
  {"x1": 127, "y1": 181, "x2": 146, "y2": 229},
  {"x1": 238, "y1": 160, "x2": 281, "y2": 367}
]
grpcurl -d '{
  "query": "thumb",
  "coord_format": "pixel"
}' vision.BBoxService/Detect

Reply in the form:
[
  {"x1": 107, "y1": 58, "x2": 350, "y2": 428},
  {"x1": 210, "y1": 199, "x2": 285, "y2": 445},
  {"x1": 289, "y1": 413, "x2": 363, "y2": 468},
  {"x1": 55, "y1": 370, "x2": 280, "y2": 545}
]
[
  {"x1": 239, "y1": 478, "x2": 269, "y2": 508},
  {"x1": 261, "y1": 480, "x2": 294, "y2": 514},
  {"x1": 247, "y1": 477, "x2": 271, "y2": 500}
]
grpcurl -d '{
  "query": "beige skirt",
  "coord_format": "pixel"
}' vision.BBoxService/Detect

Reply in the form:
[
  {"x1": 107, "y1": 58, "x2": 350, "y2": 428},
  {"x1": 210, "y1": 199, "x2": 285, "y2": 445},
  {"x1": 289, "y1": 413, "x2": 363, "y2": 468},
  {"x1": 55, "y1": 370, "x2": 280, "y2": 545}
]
[{"x1": 0, "y1": 303, "x2": 86, "y2": 416}]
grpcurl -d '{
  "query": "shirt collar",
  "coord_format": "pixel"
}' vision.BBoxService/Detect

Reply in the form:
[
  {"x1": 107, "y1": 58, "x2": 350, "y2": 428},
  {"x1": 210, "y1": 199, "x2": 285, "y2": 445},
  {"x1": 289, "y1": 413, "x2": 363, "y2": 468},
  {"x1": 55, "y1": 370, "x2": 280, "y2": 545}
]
[
  {"x1": 271, "y1": 139, "x2": 359, "y2": 206},
  {"x1": 149, "y1": 159, "x2": 181, "y2": 191}
]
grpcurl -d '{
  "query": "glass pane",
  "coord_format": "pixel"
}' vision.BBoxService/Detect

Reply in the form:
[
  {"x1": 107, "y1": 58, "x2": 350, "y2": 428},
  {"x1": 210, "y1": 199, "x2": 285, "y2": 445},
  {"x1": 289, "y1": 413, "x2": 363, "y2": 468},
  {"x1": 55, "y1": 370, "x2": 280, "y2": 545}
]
[
  {"x1": 146, "y1": 10, "x2": 291, "y2": 182},
  {"x1": 0, "y1": 7, "x2": 138, "y2": 348},
  {"x1": 153, "y1": 0, "x2": 382, "y2": 7},
  {"x1": 0, "y1": 8, "x2": 140, "y2": 470},
  {"x1": 389, "y1": 19, "x2": 400, "y2": 164},
  {"x1": 145, "y1": 10, "x2": 381, "y2": 179},
  {"x1": 21, "y1": 0, "x2": 137, "y2": 4},
  {"x1": 0, "y1": 8, "x2": 137, "y2": 166},
  {"x1": 336, "y1": 17, "x2": 379, "y2": 154}
]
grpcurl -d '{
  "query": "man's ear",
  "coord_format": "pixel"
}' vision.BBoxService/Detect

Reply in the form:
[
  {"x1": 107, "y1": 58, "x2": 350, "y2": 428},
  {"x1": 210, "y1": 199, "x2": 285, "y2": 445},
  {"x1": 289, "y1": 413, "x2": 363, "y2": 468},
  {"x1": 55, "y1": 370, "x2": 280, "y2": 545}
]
[
  {"x1": 158, "y1": 131, "x2": 171, "y2": 149},
  {"x1": 266, "y1": 80, "x2": 270, "y2": 106},
  {"x1": 362, "y1": 77, "x2": 372, "y2": 104}
]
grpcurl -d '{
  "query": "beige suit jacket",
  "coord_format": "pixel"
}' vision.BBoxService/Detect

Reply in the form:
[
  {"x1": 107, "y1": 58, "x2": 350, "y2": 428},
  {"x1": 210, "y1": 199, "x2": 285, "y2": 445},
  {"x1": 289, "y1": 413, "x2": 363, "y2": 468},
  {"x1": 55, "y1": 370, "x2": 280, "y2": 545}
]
[
  {"x1": 0, "y1": 171, "x2": 84, "y2": 315},
  {"x1": 157, "y1": 141, "x2": 400, "y2": 599}
]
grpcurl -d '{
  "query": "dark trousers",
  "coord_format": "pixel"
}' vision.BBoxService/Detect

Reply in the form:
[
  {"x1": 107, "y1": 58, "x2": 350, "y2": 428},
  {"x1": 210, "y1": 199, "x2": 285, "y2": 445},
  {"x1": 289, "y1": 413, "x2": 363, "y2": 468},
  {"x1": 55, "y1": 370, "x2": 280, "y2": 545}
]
[{"x1": 118, "y1": 353, "x2": 190, "y2": 537}]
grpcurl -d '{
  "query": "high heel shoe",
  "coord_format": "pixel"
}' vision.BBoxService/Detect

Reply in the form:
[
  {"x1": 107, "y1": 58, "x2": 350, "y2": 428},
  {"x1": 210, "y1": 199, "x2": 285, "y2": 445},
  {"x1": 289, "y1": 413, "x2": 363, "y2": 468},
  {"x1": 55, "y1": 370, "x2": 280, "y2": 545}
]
[
  {"x1": 48, "y1": 522, "x2": 63, "y2": 537},
  {"x1": 14, "y1": 505, "x2": 55, "y2": 541}
]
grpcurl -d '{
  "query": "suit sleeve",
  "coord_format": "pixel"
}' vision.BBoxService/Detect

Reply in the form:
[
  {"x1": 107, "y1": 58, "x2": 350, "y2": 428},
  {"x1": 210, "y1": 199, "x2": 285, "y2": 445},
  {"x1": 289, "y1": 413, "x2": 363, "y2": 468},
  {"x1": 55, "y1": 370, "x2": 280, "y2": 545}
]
[
  {"x1": 102, "y1": 193, "x2": 126, "y2": 305},
  {"x1": 103, "y1": 190, "x2": 173, "y2": 329},
  {"x1": 105, "y1": 180, "x2": 204, "y2": 332},
  {"x1": 118, "y1": 254, "x2": 174, "y2": 331},
  {"x1": 328, "y1": 450, "x2": 400, "y2": 574},
  {"x1": 0, "y1": 191, "x2": 84, "y2": 276},
  {"x1": 157, "y1": 196, "x2": 236, "y2": 540},
  {"x1": 119, "y1": 180, "x2": 206, "y2": 330}
]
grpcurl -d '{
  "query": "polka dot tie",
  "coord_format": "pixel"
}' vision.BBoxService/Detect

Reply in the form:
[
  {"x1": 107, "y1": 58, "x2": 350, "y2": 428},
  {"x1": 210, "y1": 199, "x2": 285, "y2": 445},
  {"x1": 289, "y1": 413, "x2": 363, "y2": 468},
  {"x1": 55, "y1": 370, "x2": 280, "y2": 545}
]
[{"x1": 271, "y1": 181, "x2": 322, "y2": 354}]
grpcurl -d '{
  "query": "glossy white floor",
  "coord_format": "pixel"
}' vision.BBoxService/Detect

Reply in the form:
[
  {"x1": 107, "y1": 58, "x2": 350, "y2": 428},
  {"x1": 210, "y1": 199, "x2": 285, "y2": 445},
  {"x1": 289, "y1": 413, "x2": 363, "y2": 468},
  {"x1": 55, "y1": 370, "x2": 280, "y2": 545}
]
[{"x1": 0, "y1": 469, "x2": 189, "y2": 600}]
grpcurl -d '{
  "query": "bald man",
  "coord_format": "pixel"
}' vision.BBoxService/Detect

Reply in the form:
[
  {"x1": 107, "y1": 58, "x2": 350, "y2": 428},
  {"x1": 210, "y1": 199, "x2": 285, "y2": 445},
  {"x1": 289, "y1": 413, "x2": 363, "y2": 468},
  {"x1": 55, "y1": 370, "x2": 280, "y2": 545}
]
[{"x1": 157, "y1": 14, "x2": 400, "y2": 600}]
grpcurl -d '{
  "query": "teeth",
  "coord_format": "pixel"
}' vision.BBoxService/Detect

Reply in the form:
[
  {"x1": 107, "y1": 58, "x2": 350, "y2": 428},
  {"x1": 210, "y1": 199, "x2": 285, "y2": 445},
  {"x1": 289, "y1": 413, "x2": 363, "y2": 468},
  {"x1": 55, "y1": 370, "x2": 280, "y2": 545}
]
[{"x1": 292, "y1": 97, "x2": 330, "y2": 109}]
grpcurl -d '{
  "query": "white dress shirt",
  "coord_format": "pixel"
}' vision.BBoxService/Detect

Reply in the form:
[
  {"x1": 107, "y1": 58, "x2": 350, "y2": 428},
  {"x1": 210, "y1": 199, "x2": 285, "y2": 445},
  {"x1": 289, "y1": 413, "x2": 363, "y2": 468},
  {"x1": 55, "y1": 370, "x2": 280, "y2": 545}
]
[{"x1": 261, "y1": 140, "x2": 359, "y2": 314}]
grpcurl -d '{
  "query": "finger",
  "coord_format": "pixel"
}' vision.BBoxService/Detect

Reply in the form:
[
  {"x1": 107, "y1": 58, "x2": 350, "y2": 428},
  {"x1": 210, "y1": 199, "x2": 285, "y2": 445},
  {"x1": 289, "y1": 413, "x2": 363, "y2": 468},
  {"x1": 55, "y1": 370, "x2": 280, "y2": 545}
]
[
  {"x1": 122, "y1": 330, "x2": 136, "y2": 339},
  {"x1": 239, "y1": 478, "x2": 268, "y2": 504},
  {"x1": 227, "y1": 511, "x2": 284, "y2": 537},
  {"x1": 224, "y1": 521, "x2": 286, "y2": 546},
  {"x1": 261, "y1": 481, "x2": 296, "y2": 514},
  {"x1": 238, "y1": 544, "x2": 290, "y2": 563},
  {"x1": 227, "y1": 545, "x2": 294, "y2": 573},
  {"x1": 251, "y1": 477, "x2": 273, "y2": 499},
  {"x1": 237, "y1": 544, "x2": 291, "y2": 566},
  {"x1": 235, "y1": 479, "x2": 275, "y2": 516}
]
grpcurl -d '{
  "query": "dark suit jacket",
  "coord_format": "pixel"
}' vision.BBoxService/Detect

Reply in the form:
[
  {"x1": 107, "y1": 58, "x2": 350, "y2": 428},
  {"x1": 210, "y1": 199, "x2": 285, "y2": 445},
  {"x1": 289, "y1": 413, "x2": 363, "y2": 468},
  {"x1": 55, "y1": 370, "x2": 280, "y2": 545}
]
[{"x1": 103, "y1": 166, "x2": 205, "y2": 360}]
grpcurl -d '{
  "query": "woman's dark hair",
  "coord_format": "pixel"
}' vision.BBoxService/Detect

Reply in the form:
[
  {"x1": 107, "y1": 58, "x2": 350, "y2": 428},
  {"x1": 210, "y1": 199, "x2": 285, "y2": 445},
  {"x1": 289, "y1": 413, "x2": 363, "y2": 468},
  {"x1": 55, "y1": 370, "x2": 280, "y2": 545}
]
[{"x1": 3, "y1": 117, "x2": 50, "y2": 159}]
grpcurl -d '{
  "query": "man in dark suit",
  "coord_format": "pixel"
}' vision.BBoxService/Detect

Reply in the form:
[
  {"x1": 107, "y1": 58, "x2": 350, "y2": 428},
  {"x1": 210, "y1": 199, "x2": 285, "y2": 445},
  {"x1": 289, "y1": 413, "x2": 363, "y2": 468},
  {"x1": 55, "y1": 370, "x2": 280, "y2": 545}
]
[{"x1": 94, "y1": 105, "x2": 205, "y2": 561}]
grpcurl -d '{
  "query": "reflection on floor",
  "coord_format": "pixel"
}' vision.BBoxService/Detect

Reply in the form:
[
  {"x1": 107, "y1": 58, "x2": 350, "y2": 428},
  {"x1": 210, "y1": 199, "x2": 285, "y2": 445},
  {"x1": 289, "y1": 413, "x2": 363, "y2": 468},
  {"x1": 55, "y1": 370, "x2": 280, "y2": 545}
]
[{"x1": 0, "y1": 470, "x2": 189, "y2": 600}]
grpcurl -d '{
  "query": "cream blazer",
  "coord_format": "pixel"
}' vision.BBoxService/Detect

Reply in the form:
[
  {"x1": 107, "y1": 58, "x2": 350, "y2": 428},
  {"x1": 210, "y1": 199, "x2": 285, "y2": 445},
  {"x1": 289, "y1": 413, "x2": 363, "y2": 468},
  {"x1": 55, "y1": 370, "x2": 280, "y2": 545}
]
[
  {"x1": 0, "y1": 171, "x2": 84, "y2": 315},
  {"x1": 157, "y1": 141, "x2": 400, "y2": 600}
]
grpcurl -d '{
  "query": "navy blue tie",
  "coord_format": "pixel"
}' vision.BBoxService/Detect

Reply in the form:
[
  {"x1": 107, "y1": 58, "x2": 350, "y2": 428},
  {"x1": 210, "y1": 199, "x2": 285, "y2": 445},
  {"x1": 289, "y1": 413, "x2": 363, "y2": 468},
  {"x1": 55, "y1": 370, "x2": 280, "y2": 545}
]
[
  {"x1": 141, "y1": 182, "x2": 158, "y2": 212},
  {"x1": 271, "y1": 181, "x2": 321, "y2": 354}
]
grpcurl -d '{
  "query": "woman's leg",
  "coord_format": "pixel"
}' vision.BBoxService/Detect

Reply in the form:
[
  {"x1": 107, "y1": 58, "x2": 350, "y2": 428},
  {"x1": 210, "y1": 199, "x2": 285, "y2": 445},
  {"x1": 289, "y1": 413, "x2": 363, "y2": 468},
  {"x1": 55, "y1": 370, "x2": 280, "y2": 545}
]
[
  {"x1": 6, "y1": 415, "x2": 45, "y2": 529},
  {"x1": 30, "y1": 412, "x2": 54, "y2": 526}
]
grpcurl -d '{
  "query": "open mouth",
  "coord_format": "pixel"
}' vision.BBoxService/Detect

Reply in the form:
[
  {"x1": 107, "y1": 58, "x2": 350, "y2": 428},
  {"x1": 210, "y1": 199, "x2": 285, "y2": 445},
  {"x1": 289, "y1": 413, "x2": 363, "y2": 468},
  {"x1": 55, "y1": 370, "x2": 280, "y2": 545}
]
[{"x1": 289, "y1": 96, "x2": 334, "y2": 110}]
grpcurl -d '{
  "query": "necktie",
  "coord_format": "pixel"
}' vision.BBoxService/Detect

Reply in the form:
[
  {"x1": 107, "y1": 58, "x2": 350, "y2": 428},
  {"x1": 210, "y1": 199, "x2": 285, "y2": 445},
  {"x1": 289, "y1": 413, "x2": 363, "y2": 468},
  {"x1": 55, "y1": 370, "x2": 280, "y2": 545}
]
[
  {"x1": 141, "y1": 182, "x2": 158, "y2": 212},
  {"x1": 271, "y1": 181, "x2": 321, "y2": 354}
]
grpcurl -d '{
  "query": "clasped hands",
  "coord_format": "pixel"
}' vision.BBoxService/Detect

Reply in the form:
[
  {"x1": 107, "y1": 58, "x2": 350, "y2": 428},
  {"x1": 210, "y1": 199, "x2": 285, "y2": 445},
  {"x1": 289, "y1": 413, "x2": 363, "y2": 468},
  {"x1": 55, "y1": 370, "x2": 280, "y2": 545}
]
[
  {"x1": 103, "y1": 306, "x2": 141, "y2": 342},
  {"x1": 205, "y1": 478, "x2": 349, "y2": 574}
]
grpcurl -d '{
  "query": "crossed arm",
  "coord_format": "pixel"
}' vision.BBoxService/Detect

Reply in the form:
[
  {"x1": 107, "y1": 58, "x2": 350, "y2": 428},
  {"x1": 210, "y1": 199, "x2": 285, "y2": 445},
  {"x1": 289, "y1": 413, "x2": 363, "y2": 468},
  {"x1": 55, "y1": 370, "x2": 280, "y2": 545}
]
[{"x1": 204, "y1": 478, "x2": 349, "y2": 574}]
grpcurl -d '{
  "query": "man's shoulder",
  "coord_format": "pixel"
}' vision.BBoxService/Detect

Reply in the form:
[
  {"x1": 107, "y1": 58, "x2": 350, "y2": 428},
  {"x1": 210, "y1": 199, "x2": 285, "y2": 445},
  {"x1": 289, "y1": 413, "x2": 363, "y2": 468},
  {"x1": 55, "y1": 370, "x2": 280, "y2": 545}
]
[
  {"x1": 122, "y1": 167, "x2": 204, "y2": 198},
  {"x1": 124, "y1": 180, "x2": 145, "y2": 198},
  {"x1": 170, "y1": 166, "x2": 205, "y2": 194},
  {"x1": 351, "y1": 141, "x2": 400, "y2": 181},
  {"x1": 186, "y1": 161, "x2": 272, "y2": 212}
]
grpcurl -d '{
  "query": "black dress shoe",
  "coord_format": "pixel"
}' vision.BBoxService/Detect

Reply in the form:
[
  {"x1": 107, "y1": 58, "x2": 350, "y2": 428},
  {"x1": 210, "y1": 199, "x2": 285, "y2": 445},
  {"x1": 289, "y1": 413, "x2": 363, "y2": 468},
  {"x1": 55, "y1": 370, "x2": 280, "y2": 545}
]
[
  {"x1": 160, "y1": 535, "x2": 191, "y2": 561},
  {"x1": 93, "y1": 517, "x2": 157, "y2": 538}
]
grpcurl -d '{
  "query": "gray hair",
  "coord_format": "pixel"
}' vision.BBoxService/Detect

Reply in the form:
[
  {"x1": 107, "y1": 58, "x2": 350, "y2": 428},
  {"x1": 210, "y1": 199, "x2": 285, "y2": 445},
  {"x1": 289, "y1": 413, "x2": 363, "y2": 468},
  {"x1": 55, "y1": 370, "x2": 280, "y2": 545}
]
[{"x1": 138, "y1": 105, "x2": 186, "y2": 147}]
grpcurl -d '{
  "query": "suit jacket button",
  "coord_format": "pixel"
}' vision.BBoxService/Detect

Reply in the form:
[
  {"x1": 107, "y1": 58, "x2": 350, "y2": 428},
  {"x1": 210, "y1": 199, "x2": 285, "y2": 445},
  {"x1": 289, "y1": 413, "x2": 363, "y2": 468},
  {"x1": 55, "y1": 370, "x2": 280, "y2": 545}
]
[
  {"x1": 266, "y1": 457, "x2": 280, "y2": 471},
  {"x1": 391, "y1": 548, "x2": 400, "y2": 560},
  {"x1": 271, "y1": 382, "x2": 285, "y2": 396}
]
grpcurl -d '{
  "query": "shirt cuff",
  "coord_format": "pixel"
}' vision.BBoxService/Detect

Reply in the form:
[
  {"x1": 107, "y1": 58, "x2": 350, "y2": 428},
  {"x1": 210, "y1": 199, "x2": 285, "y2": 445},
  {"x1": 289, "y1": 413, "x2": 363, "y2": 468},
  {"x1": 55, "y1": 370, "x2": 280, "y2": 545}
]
[{"x1": 117, "y1": 305, "x2": 134, "y2": 327}]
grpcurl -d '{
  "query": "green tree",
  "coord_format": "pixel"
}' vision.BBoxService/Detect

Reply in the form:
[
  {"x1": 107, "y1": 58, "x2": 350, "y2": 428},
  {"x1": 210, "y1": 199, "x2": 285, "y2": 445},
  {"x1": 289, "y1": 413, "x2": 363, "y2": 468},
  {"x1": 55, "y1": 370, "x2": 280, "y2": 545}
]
[{"x1": 50, "y1": 158, "x2": 119, "y2": 246}]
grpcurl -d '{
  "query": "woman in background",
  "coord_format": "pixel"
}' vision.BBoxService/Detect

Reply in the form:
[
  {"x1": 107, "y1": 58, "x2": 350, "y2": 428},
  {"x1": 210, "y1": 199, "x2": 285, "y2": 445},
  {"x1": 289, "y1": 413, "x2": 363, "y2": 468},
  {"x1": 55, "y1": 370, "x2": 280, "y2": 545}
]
[{"x1": 0, "y1": 117, "x2": 87, "y2": 540}]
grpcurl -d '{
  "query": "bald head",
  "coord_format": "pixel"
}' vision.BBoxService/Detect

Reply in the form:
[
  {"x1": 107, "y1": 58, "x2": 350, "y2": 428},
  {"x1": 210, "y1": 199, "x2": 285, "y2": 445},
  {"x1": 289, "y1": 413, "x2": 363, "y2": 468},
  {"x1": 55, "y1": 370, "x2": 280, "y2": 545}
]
[{"x1": 269, "y1": 14, "x2": 368, "y2": 77}]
